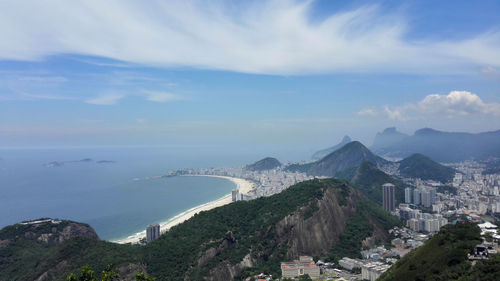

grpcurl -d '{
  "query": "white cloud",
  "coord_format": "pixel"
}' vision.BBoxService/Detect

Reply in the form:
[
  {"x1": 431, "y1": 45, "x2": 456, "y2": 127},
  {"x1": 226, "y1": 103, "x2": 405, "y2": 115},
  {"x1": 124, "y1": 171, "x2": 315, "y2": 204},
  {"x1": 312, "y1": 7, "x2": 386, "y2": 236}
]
[
  {"x1": 480, "y1": 66, "x2": 500, "y2": 81},
  {"x1": 0, "y1": 1, "x2": 499, "y2": 74},
  {"x1": 357, "y1": 108, "x2": 377, "y2": 117},
  {"x1": 358, "y1": 91, "x2": 500, "y2": 121},
  {"x1": 144, "y1": 91, "x2": 180, "y2": 103},
  {"x1": 85, "y1": 95, "x2": 124, "y2": 105}
]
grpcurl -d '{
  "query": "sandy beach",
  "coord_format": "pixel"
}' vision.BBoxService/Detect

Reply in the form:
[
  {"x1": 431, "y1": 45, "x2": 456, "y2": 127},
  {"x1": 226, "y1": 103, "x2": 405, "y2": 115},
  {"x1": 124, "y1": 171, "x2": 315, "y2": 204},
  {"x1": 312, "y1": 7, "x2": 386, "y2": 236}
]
[{"x1": 114, "y1": 175, "x2": 254, "y2": 244}]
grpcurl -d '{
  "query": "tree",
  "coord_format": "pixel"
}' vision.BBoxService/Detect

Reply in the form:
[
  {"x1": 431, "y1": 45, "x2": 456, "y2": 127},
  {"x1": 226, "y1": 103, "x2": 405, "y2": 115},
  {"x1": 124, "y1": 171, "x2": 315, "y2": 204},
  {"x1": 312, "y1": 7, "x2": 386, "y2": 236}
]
[
  {"x1": 298, "y1": 274, "x2": 313, "y2": 281},
  {"x1": 101, "y1": 264, "x2": 119, "y2": 281},
  {"x1": 66, "y1": 266, "x2": 154, "y2": 281},
  {"x1": 135, "y1": 272, "x2": 156, "y2": 281},
  {"x1": 66, "y1": 266, "x2": 96, "y2": 281}
]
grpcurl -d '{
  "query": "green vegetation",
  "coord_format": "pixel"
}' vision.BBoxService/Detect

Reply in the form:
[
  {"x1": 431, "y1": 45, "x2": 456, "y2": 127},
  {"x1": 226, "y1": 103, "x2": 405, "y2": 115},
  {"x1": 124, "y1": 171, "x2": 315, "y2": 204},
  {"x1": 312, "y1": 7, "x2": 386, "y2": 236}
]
[
  {"x1": 482, "y1": 166, "x2": 500, "y2": 175},
  {"x1": 458, "y1": 255, "x2": 500, "y2": 281},
  {"x1": 437, "y1": 185, "x2": 457, "y2": 195},
  {"x1": 378, "y1": 222, "x2": 481, "y2": 281},
  {"x1": 327, "y1": 200, "x2": 401, "y2": 262},
  {"x1": 348, "y1": 161, "x2": 405, "y2": 204},
  {"x1": 66, "y1": 266, "x2": 155, "y2": 281},
  {"x1": 298, "y1": 274, "x2": 313, "y2": 281},
  {"x1": 145, "y1": 178, "x2": 343, "y2": 280},
  {"x1": 286, "y1": 141, "x2": 389, "y2": 177},
  {"x1": 482, "y1": 159, "x2": 500, "y2": 175},
  {"x1": 312, "y1": 135, "x2": 352, "y2": 160},
  {"x1": 245, "y1": 157, "x2": 282, "y2": 171},
  {"x1": 5, "y1": 179, "x2": 388, "y2": 281},
  {"x1": 398, "y1": 153, "x2": 455, "y2": 183}
]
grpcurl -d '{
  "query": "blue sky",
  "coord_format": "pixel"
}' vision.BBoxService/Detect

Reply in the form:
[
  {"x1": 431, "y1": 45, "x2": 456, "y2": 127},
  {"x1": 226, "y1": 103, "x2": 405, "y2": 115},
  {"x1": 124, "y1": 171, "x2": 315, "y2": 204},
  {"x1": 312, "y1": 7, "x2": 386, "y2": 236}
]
[{"x1": 0, "y1": 0, "x2": 499, "y2": 158}]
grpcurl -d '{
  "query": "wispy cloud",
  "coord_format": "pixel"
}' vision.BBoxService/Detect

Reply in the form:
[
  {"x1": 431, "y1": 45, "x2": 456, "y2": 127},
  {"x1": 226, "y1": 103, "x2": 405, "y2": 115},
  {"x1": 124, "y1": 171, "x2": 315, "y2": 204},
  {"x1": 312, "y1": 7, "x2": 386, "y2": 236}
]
[
  {"x1": 85, "y1": 94, "x2": 124, "y2": 105},
  {"x1": 144, "y1": 91, "x2": 181, "y2": 103},
  {"x1": 358, "y1": 91, "x2": 500, "y2": 121},
  {"x1": 17, "y1": 76, "x2": 68, "y2": 83},
  {"x1": 83, "y1": 91, "x2": 183, "y2": 105},
  {"x1": 480, "y1": 66, "x2": 500, "y2": 81},
  {"x1": 0, "y1": 91, "x2": 77, "y2": 101},
  {"x1": 18, "y1": 92, "x2": 76, "y2": 101},
  {"x1": 0, "y1": 1, "x2": 498, "y2": 74}
]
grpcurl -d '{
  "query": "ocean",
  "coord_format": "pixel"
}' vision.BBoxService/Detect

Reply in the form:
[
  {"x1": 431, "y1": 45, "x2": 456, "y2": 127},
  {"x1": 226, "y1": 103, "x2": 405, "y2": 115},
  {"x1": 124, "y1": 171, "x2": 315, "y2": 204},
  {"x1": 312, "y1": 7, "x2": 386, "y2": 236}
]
[{"x1": 0, "y1": 147, "x2": 259, "y2": 241}]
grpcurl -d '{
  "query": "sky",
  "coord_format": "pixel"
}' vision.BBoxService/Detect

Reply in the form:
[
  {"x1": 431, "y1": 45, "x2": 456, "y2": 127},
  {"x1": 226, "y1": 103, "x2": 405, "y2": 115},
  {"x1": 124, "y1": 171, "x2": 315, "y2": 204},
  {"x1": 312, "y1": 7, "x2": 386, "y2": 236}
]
[{"x1": 1, "y1": 0, "x2": 500, "y2": 158}]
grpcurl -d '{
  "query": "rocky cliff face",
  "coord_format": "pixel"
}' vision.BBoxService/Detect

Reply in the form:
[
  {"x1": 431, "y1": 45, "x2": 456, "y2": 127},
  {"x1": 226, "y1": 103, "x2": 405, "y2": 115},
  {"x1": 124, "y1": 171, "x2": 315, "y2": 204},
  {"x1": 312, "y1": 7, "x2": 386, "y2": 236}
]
[
  {"x1": 1, "y1": 180, "x2": 396, "y2": 281},
  {"x1": 276, "y1": 187, "x2": 357, "y2": 257},
  {"x1": 199, "y1": 184, "x2": 384, "y2": 281}
]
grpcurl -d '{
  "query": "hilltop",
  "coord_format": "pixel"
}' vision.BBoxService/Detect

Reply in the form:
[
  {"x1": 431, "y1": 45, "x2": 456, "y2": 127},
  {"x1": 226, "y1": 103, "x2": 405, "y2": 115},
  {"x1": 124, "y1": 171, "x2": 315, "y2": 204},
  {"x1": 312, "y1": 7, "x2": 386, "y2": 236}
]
[
  {"x1": 287, "y1": 141, "x2": 389, "y2": 177},
  {"x1": 348, "y1": 162, "x2": 406, "y2": 204},
  {"x1": 245, "y1": 157, "x2": 282, "y2": 171},
  {"x1": 312, "y1": 135, "x2": 352, "y2": 160},
  {"x1": 398, "y1": 153, "x2": 456, "y2": 183},
  {"x1": 378, "y1": 222, "x2": 494, "y2": 281},
  {"x1": 0, "y1": 179, "x2": 399, "y2": 281},
  {"x1": 371, "y1": 127, "x2": 409, "y2": 151}
]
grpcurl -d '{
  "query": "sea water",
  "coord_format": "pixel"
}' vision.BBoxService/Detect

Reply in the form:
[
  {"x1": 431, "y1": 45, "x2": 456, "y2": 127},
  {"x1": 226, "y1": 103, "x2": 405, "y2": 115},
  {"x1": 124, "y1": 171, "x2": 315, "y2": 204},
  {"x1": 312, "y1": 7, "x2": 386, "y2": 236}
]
[{"x1": 0, "y1": 147, "x2": 255, "y2": 240}]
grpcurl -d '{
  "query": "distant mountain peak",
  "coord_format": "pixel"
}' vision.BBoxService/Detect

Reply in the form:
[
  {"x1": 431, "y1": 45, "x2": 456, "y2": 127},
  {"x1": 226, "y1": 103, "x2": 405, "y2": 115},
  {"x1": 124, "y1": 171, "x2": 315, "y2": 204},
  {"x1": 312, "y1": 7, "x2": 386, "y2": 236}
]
[
  {"x1": 311, "y1": 135, "x2": 352, "y2": 160},
  {"x1": 382, "y1": 127, "x2": 398, "y2": 134},
  {"x1": 372, "y1": 127, "x2": 409, "y2": 151},
  {"x1": 245, "y1": 157, "x2": 281, "y2": 171},
  {"x1": 414, "y1": 128, "x2": 441, "y2": 135},
  {"x1": 341, "y1": 135, "x2": 351, "y2": 142},
  {"x1": 373, "y1": 127, "x2": 500, "y2": 162},
  {"x1": 291, "y1": 141, "x2": 388, "y2": 177}
]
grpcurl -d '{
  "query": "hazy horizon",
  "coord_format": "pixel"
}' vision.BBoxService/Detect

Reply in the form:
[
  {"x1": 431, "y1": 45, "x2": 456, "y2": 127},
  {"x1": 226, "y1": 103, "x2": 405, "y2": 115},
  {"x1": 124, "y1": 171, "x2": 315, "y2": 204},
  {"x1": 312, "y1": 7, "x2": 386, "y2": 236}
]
[{"x1": 1, "y1": 0, "x2": 500, "y2": 152}]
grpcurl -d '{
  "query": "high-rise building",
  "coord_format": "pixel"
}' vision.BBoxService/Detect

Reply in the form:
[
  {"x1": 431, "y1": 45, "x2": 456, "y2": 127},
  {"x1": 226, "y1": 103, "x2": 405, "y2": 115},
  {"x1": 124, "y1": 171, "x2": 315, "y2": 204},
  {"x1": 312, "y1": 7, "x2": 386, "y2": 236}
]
[
  {"x1": 382, "y1": 183, "x2": 396, "y2": 212},
  {"x1": 231, "y1": 189, "x2": 239, "y2": 202},
  {"x1": 421, "y1": 189, "x2": 431, "y2": 208},
  {"x1": 430, "y1": 188, "x2": 437, "y2": 204},
  {"x1": 146, "y1": 224, "x2": 160, "y2": 242},
  {"x1": 404, "y1": 188, "x2": 412, "y2": 204},
  {"x1": 413, "y1": 189, "x2": 421, "y2": 205}
]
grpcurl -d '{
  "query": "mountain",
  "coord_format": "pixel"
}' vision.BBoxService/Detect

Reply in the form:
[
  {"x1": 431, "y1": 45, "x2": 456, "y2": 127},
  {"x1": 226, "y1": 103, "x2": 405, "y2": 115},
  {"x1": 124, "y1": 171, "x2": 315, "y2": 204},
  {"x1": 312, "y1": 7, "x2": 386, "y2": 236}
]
[
  {"x1": 0, "y1": 219, "x2": 114, "y2": 280},
  {"x1": 0, "y1": 179, "x2": 400, "y2": 281},
  {"x1": 348, "y1": 162, "x2": 406, "y2": 204},
  {"x1": 287, "y1": 141, "x2": 390, "y2": 177},
  {"x1": 244, "y1": 157, "x2": 281, "y2": 171},
  {"x1": 398, "y1": 153, "x2": 456, "y2": 183},
  {"x1": 374, "y1": 128, "x2": 500, "y2": 162},
  {"x1": 378, "y1": 222, "x2": 497, "y2": 281},
  {"x1": 371, "y1": 127, "x2": 409, "y2": 151},
  {"x1": 312, "y1": 135, "x2": 352, "y2": 160}
]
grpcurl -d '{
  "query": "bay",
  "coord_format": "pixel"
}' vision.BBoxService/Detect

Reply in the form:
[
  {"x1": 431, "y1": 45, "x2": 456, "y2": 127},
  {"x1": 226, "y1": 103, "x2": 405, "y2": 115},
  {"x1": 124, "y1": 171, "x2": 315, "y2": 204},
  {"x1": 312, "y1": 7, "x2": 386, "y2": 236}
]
[{"x1": 0, "y1": 147, "x2": 247, "y2": 241}]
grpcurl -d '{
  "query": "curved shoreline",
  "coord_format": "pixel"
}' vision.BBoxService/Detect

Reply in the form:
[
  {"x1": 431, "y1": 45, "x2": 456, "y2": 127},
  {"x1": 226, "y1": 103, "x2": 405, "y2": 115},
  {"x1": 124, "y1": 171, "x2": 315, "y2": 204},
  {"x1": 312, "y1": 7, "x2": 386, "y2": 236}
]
[{"x1": 113, "y1": 175, "x2": 254, "y2": 244}]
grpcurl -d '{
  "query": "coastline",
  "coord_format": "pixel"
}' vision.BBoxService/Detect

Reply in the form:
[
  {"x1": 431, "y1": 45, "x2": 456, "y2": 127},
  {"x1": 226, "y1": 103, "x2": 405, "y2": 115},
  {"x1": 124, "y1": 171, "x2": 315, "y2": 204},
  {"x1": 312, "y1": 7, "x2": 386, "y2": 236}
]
[{"x1": 113, "y1": 175, "x2": 254, "y2": 244}]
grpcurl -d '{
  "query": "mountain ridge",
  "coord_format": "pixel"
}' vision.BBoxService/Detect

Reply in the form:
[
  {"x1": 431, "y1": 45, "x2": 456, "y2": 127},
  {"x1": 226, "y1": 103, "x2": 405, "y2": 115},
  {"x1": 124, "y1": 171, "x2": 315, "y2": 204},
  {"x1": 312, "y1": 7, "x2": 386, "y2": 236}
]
[
  {"x1": 245, "y1": 157, "x2": 281, "y2": 171},
  {"x1": 312, "y1": 135, "x2": 352, "y2": 160},
  {"x1": 287, "y1": 141, "x2": 389, "y2": 177},
  {"x1": 398, "y1": 153, "x2": 456, "y2": 183},
  {"x1": 373, "y1": 127, "x2": 500, "y2": 162},
  {"x1": 0, "y1": 179, "x2": 399, "y2": 281}
]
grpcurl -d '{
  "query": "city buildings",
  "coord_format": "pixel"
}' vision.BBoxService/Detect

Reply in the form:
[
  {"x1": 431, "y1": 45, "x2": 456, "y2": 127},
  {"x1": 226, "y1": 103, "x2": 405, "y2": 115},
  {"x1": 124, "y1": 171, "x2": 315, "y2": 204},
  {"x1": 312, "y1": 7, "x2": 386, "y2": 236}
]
[
  {"x1": 280, "y1": 256, "x2": 320, "y2": 278},
  {"x1": 339, "y1": 257, "x2": 363, "y2": 271},
  {"x1": 382, "y1": 183, "x2": 396, "y2": 212},
  {"x1": 146, "y1": 224, "x2": 160, "y2": 242},
  {"x1": 413, "y1": 188, "x2": 421, "y2": 205},
  {"x1": 361, "y1": 261, "x2": 391, "y2": 281},
  {"x1": 405, "y1": 187, "x2": 412, "y2": 204}
]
